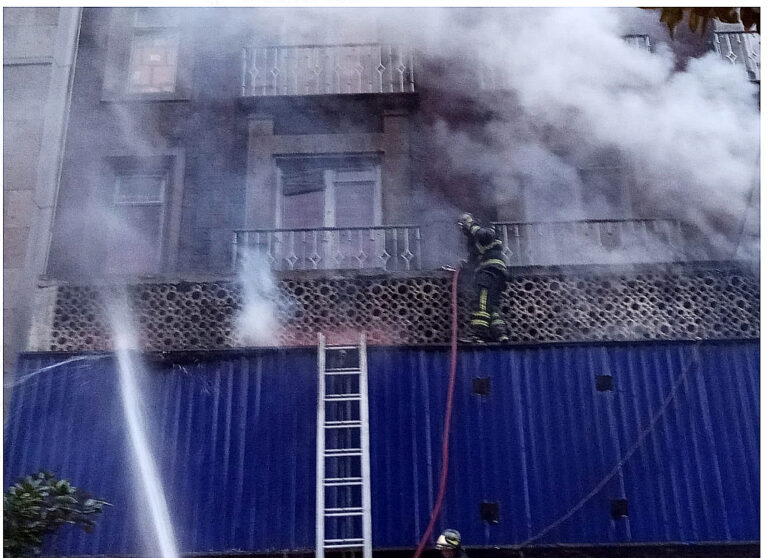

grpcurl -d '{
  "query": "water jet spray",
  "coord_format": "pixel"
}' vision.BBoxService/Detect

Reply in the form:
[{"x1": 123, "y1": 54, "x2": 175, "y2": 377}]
[{"x1": 105, "y1": 291, "x2": 179, "y2": 558}]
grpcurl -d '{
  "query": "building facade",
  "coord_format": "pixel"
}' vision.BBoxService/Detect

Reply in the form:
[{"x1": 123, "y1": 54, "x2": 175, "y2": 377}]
[{"x1": 3, "y1": 7, "x2": 760, "y2": 557}]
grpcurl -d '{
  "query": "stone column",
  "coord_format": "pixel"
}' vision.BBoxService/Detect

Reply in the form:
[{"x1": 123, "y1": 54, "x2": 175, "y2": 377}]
[
  {"x1": 4, "y1": 7, "x2": 81, "y2": 412},
  {"x1": 245, "y1": 114, "x2": 277, "y2": 229},
  {"x1": 381, "y1": 109, "x2": 411, "y2": 225}
]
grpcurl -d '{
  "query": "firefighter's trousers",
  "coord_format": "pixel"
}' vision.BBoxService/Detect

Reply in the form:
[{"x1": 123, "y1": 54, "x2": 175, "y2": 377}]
[{"x1": 470, "y1": 268, "x2": 508, "y2": 341}]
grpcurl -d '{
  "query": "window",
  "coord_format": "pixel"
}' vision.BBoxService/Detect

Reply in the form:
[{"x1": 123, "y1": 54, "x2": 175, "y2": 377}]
[
  {"x1": 277, "y1": 156, "x2": 381, "y2": 229},
  {"x1": 578, "y1": 148, "x2": 630, "y2": 218},
  {"x1": 101, "y1": 8, "x2": 189, "y2": 101},
  {"x1": 102, "y1": 152, "x2": 184, "y2": 275},
  {"x1": 106, "y1": 170, "x2": 168, "y2": 274},
  {"x1": 128, "y1": 32, "x2": 179, "y2": 94},
  {"x1": 127, "y1": 8, "x2": 179, "y2": 94}
]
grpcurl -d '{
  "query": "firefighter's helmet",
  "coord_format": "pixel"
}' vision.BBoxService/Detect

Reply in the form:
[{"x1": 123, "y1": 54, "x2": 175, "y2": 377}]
[
  {"x1": 458, "y1": 213, "x2": 474, "y2": 229},
  {"x1": 436, "y1": 529, "x2": 461, "y2": 550}
]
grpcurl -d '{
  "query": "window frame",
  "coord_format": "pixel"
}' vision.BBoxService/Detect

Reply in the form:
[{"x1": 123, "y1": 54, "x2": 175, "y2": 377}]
[
  {"x1": 126, "y1": 28, "x2": 181, "y2": 95},
  {"x1": 101, "y1": 7, "x2": 190, "y2": 102},
  {"x1": 109, "y1": 171, "x2": 170, "y2": 274},
  {"x1": 113, "y1": 171, "x2": 168, "y2": 205}
]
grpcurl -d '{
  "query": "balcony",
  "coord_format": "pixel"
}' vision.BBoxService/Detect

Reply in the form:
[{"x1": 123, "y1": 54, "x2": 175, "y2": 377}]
[
  {"x1": 713, "y1": 31, "x2": 760, "y2": 81},
  {"x1": 240, "y1": 43, "x2": 416, "y2": 97},
  {"x1": 494, "y1": 219, "x2": 693, "y2": 267},
  {"x1": 232, "y1": 226, "x2": 422, "y2": 272}
]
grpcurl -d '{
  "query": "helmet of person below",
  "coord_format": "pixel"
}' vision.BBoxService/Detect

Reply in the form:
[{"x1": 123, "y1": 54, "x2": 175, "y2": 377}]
[{"x1": 436, "y1": 529, "x2": 461, "y2": 549}]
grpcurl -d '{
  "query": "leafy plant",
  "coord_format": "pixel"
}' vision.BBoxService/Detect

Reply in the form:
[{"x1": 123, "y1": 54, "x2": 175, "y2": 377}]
[{"x1": 4, "y1": 471, "x2": 109, "y2": 558}]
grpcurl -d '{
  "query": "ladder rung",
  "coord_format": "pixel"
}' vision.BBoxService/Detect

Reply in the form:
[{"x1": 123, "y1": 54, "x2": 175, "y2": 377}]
[
  {"x1": 324, "y1": 420, "x2": 362, "y2": 428},
  {"x1": 326, "y1": 345, "x2": 358, "y2": 351},
  {"x1": 325, "y1": 449, "x2": 362, "y2": 457},
  {"x1": 325, "y1": 367, "x2": 361, "y2": 373},
  {"x1": 325, "y1": 507, "x2": 363, "y2": 516},
  {"x1": 324, "y1": 539, "x2": 364, "y2": 547},
  {"x1": 324, "y1": 477, "x2": 363, "y2": 486},
  {"x1": 324, "y1": 395, "x2": 360, "y2": 401}
]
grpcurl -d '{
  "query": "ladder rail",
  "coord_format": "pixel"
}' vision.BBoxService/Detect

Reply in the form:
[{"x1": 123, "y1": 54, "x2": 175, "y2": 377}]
[
  {"x1": 359, "y1": 332, "x2": 373, "y2": 558},
  {"x1": 316, "y1": 333, "x2": 327, "y2": 558}
]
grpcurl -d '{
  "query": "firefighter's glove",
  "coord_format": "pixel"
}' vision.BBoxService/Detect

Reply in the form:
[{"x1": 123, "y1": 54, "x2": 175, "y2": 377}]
[{"x1": 458, "y1": 213, "x2": 474, "y2": 231}]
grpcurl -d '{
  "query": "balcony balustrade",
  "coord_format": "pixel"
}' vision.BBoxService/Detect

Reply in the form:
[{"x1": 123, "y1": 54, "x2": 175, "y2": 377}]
[
  {"x1": 713, "y1": 31, "x2": 760, "y2": 81},
  {"x1": 493, "y1": 219, "x2": 694, "y2": 267},
  {"x1": 234, "y1": 219, "x2": 699, "y2": 274},
  {"x1": 238, "y1": 33, "x2": 757, "y2": 98},
  {"x1": 233, "y1": 226, "x2": 422, "y2": 272},
  {"x1": 240, "y1": 43, "x2": 416, "y2": 97},
  {"x1": 623, "y1": 34, "x2": 651, "y2": 51},
  {"x1": 476, "y1": 34, "x2": 651, "y2": 91}
]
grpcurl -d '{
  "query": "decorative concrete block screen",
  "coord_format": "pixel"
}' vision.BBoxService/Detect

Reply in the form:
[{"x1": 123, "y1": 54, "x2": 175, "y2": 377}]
[{"x1": 41, "y1": 265, "x2": 758, "y2": 352}]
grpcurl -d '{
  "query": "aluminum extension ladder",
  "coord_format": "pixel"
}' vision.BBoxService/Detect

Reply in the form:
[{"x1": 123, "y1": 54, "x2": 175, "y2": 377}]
[{"x1": 316, "y1": 333, "x2": 372, "y2": 558}]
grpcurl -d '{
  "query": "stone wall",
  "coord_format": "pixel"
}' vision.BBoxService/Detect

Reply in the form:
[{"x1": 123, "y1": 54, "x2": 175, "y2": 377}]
[{"x1": 3, "y1": 7, "x2": 80, "y2": 394}]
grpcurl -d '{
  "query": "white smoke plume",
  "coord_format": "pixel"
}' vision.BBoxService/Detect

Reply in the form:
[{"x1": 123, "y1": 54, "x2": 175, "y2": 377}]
[
  {"x1": 228, "y1": 6, "x2": 759, "y2": 261},
  {"x1": 234, "y1": 248, "x2": 284, "y2": 346},
  {"x1": 409, "y1": 7, "x2": 759, "y2": 259}
]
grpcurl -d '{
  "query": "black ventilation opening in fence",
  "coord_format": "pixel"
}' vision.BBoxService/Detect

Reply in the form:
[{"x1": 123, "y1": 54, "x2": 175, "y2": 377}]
[
  {"x1": 611, "y1": 499, "x2": 629, "y2": 519},
  {"x1": 596, "y1": 375, "x2": 614, "y2": 391},
  {"x1": 480, "y1": 501, "x2": 500, "y2": 524},
  {"x1": 472, "y1": 377, "x2": 491, "y2": 396}
]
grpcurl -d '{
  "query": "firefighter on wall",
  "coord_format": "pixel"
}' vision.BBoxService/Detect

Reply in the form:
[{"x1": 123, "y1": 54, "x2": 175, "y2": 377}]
[
  {"x1": 458, "y1": 212, "x2": 509, "y2": 343},
  {"x1": 436, "y1": 529, "x2": 469, "y2": 558}
]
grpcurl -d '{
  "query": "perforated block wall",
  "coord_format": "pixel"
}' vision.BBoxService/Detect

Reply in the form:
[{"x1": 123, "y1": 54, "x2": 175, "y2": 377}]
[{"x1": 42, "y1": 265, "x2": 758, "y2": 352}]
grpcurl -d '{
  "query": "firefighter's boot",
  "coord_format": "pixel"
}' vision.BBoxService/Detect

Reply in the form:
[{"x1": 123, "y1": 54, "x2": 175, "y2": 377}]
[{"x1": 491, "y1": 313, "x2": 509, "y2": 343}]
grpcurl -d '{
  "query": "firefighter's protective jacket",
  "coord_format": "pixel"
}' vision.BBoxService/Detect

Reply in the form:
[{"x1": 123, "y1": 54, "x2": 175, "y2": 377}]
[{"x1": 462, "y1": 220, "x2": 508, "y2": 275}]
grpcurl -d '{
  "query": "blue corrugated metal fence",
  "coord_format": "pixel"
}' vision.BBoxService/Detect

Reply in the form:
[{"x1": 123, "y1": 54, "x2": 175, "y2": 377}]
[{"x1": 3, "y1": 341, "x2": 759, "y2": 555}]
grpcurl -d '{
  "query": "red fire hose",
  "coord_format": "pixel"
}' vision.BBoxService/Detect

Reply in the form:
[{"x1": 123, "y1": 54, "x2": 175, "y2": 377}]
[{"x1": 413, "y1": 267, "x2": 461, "y2": 558}]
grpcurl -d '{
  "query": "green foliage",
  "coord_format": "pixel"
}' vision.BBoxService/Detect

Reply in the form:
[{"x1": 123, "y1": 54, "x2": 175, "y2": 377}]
[
  {"x1": 3, "y1": 471, "x2": 109, "y2": 558},
  {"x1": 645, "y1": 7, "x2": 760, "y2": 37}
]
